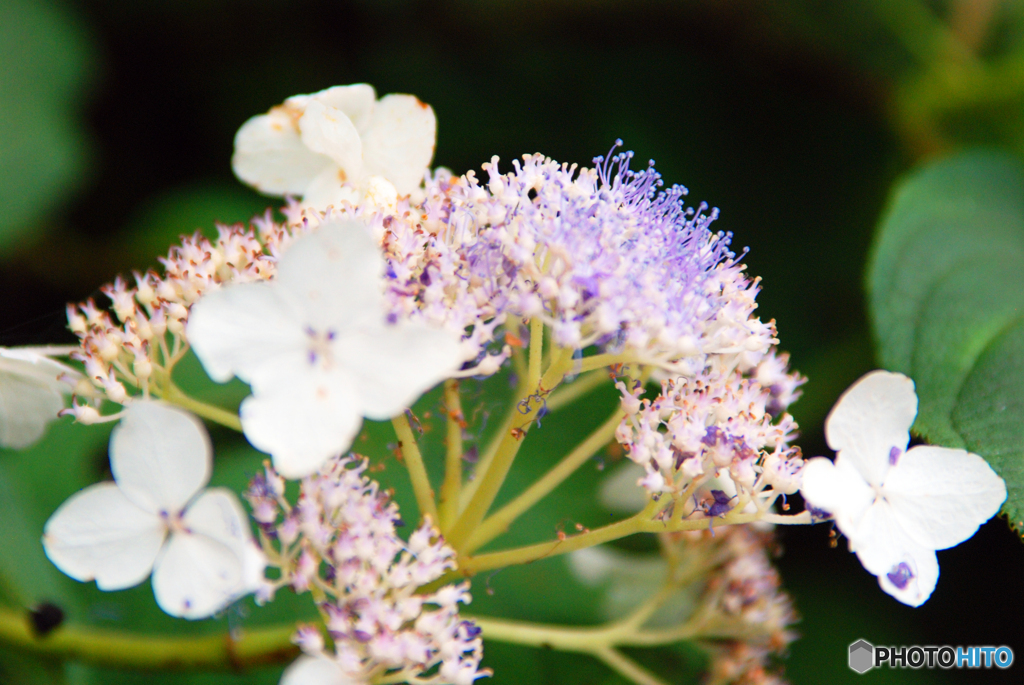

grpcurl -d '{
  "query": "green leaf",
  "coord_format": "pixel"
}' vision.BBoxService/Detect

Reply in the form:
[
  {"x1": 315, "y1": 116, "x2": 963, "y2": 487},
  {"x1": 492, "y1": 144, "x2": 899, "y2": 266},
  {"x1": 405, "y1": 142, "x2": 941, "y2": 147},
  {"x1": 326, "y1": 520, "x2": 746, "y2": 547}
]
[
  {"x1": 867, "y1": 148, "x2": 1024, "y2": 534},
  {"x1": 0, "y1": 0, "x2": 96, "y2": 249}
]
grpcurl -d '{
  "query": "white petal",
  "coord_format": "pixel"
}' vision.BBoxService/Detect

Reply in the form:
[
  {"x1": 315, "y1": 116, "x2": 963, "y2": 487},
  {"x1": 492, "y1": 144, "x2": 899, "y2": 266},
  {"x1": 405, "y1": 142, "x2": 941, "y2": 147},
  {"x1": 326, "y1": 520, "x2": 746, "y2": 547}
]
[
  {"x1": 43, "y1": 482, "x2": 165, "y2": 590},
  {"x1": 280, "y1": 655, "x2": 354, "y2": 685},
  {"x1": 338, "y1": 322, "x2": 462, "y2": 419},
  {"x1": 884, "y1": 445, "x2": 1006, "y2": 550},
  {"x1": 184, "y1": 488, "x2": 266, "y2": 593},
  {"x1": 242, "y1": 361, "x2": 363, "y2": 479},
  {"x1": 110, "y1": 402, "x2": 212, "y2": 514},
  {"x1": 825, "y1": 370, "x2": 917, "y2": 486},
  {"x1": 850, "y1": 501, "x2": 939, "y2": 607},
  {"x1": 232, "y1": 108, "x2": 334, "y2": 196},
  {"x1": 361, "y1": 94, "x2": 436, "y2": 195},
  {"x1": 301, "y1": 166, "x2": 364, "y2": 211},
  {"x1": 152, "y1": 530, "x2": 244, "y2": 619},
  {"x1": 273, "y1": 221, "x2": 386, "y2": 331},
  {"x1": 297, "y1": 84, "x2": 376, "y2": 132},
  {"x1": 0, "y1": 348, "x2": 76, "y2": 449},
  {"x1": 187, "y1": 281, "x2": 307, "y2": 383},
  {"x1": 299, "y1": 101, "x2": 364, "y2": 182},
  {"x1": 0, "y1": 370, "x2": 64, "y2": 449},
  {"x1": 799, "y1": 456, "x2": 874, "y2": 539}
]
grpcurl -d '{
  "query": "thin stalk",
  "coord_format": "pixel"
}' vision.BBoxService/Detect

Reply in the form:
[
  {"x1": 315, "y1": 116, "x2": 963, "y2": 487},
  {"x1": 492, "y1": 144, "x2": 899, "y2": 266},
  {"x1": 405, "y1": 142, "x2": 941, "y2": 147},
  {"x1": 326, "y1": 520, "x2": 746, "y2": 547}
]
[
  {"x1": 14, "y1": 345, "x2": 80, "y2": 357},
  {"x1": 595, "y1": 648, "x2": 670, "y2": 685},
  {"x1": 446, "y1": 348, "x2": 573, "y2": 550},
  {"x1": 156, "y1": 380, "x2": 243, "y2": 431},
  {"x1": 458, "y1": 352, "x2": 537, "y2": 513},
  {"x1": 464, "y1": 408, "x2": 623, "y2": 553},
  {"x1": 458, "y1": 407, "x2": 515, "y2": 512},
  {"x1": 576, "y1": 352, "x2": 640, "y2": 374},
  {"x1": 459, "y1": 506, "x2": 810, "y2": 575},
  {"x1": 0, "y1": 605, "x2": 296, "y2": 670},
  {"x1": 545, "y1": 369, "x2": 609, "y2": 413},
  {"x1": 438, "y1": 380, "x2": 465, "y2": 531},
  {"x1": 527, "y1": 316, "x2": 544, "y2": 392},
  {"x1": 392, "y1": 413, "x2": 439, "y2": 524}
]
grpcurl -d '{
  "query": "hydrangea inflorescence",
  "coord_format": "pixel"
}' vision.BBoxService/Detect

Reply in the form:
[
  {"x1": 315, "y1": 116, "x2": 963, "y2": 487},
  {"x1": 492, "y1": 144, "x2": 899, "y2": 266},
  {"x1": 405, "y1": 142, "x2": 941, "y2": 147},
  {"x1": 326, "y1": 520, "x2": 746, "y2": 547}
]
[
  {"x1": 23, "y1": 83, "x2": 1005, "y2": 685},
  {"x1": 247, "y1": 456, "x2": 486, "y2": 685}
]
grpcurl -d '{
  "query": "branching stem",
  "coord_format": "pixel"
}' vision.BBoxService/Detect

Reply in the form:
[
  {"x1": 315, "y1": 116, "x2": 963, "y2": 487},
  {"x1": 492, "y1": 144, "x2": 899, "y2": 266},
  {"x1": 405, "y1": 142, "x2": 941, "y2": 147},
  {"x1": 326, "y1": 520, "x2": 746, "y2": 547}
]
[
  {"x1": 0, "y1": 606, "x2": 296, "y2": 671},
  {"x1": 392, "y1": 413, "x2": 439, "y2": 524},
  {"x1": 464, "y1": 408, "x2": 623, "y2": 553}
]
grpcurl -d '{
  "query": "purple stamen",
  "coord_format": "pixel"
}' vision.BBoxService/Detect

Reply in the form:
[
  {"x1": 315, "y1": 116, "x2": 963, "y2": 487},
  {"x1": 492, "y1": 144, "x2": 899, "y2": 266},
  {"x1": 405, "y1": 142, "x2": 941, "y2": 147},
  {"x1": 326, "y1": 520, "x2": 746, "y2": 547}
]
[
  {"x1": 886, "y1": 562, "x2": 914, "y2": 590},
  {"x1": 889, "y1": 446, "x2": 902, "y2": 466}
]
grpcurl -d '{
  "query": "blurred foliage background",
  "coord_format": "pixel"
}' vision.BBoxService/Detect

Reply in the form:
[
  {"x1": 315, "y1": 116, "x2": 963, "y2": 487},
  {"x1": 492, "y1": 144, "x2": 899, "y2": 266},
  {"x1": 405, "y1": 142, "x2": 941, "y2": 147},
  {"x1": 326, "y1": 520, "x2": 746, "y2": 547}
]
[{"x1": 2, "y1": 0, "x2": 1024, "y2": 683}]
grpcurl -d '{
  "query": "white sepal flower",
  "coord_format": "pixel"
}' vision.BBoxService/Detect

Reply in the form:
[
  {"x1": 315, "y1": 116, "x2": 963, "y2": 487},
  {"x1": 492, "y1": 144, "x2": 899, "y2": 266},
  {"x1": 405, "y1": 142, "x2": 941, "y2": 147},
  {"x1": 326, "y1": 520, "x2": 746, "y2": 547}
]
[
  {"x1": 232, "y1": 84, "x2": 436, "y2": 209},
  {"x1": 0, "y1": 346, "x2": 80, "y2": 449},
  {"x1": 42, "y1": 402, "x2": 265, "y2": 619},
  {"x1": 279, "y1": 655, "x2": 358, "y2": 685},
  {"x1": 187, "y1": 220, "x2": 463, "y2": 478},
  {"x1": 800, "y1": 370, "x2": 1006, "y2": 606}
]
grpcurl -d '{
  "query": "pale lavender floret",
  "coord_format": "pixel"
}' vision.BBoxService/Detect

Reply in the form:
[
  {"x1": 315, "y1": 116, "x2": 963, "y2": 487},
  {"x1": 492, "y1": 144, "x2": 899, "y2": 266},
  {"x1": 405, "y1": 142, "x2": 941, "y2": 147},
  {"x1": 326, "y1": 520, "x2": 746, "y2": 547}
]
[{"x1": 249, "y1": 456, "x2": 487, "y2": 684}]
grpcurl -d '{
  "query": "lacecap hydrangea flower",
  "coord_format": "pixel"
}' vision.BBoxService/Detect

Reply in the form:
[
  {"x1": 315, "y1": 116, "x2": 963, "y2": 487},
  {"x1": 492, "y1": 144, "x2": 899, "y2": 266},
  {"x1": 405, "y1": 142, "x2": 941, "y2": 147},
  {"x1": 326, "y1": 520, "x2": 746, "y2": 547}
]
[
  {"x1": 800, "y1": 370, "x2": 1006, "y2": 606},
  {"x1": 232, "y1": 84, "x2": 436, "y2": 210},
  {"x1": 272, "y1": 142, "x2": 779, "y2": 381},
  {"x1": 187, "y1": 220, "x2": 463, "y2": 478},
  {"x1": 43, "y1": 401, "x2": 266, "y2": 619}
]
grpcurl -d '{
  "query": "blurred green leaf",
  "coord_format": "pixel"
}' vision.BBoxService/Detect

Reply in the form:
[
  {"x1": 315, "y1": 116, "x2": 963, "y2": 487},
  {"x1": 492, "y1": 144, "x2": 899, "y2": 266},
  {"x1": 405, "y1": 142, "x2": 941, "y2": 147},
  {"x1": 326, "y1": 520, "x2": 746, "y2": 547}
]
[
  {"x1": 867, "y1": 148, "x2": 1024, "y2": 535},
  {"x1": 0, "y1": 0, "x2": 95, "y2": 250}
]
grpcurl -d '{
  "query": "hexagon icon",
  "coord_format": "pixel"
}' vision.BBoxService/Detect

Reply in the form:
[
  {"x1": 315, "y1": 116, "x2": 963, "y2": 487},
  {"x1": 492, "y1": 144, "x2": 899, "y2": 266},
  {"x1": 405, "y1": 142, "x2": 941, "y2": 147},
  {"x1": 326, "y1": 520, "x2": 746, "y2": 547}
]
[{"x1": 849, "y1": 639, "x2": 874, "y2": 674}]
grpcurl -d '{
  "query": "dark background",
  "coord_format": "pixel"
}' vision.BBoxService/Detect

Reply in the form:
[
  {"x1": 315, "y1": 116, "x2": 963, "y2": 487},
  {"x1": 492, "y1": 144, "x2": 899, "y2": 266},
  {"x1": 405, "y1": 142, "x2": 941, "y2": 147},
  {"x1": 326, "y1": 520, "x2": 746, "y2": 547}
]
[{"x1": 1, "y1": 1, "x2": 1022, "y2": 683}]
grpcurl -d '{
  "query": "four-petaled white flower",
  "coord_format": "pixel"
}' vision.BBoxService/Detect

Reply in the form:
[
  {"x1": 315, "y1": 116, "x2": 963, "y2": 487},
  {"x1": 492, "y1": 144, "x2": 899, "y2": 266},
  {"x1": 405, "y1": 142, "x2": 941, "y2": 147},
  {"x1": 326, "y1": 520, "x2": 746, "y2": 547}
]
[
  {"x1": 186, "y1": 220, "x2": 463, "y2": 479},
  {"x1": 232, "y1": 84, "x2": 436, "y2": 209},
  {"x1": 0, "y1": 346, "x2": 80, "y2": 449},
  {"x1": 800, "y1": 370, "x2": 1006, "y2": 606},
  {"x1": 42, "y1": 402, "x2": 266, "y2": 619}
]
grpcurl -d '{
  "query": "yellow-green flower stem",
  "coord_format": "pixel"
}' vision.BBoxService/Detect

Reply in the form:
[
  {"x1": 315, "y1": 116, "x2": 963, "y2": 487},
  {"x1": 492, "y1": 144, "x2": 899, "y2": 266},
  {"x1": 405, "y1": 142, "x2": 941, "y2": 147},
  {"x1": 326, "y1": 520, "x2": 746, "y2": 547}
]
[
  {"x1": 463, "y1": 407, "x2": 624, "y2": 554},
  {"x1": 457, "y1": 505, "x2": 812, "y2": 577},
  {"x1": 575, "y1": 352, "x2": 642, "y2": 374},
  {"x1": 0, "y1": 605, "x2": 297, "y2": 671},
  {"x1": 391, "y1": 413, "x2": 439, "y2": 524},
  {"x1": 595, "y1": 648, "x2": 669, "y2": 685},
  {"x1": 456, "y1": 366, "x2": 537, "y2": 514},
  {"x1": 438, "y1": 380, "x2": 465, "y2": 530},
  {"x1": 445, "y1": 346, "x2": 575, "y2": 550},
  {"x1": 147, "y1": 365, "x2": 244, "y2": 432}
]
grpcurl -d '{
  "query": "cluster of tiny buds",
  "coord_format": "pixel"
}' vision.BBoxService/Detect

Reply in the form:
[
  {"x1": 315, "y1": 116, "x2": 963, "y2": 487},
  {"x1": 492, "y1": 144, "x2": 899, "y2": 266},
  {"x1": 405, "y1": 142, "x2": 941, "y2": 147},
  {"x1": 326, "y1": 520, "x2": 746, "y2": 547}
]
[
  {"x1": 64, "y1": 224, "x2": 275, "y2": 420},
  {"x1": 682, "y1": 526, "x2": 796, "y2": 685},
  {"x1": 246, "y1": 456, "x2": 488, "y2": 685},
  {"x1": 64, "y1": 192, "x2": 511, "y2": 425},
  {"x1": 615, "y1": 351, "x2": 804, "y2": 510}
]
